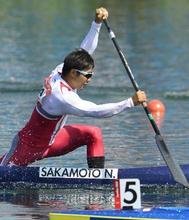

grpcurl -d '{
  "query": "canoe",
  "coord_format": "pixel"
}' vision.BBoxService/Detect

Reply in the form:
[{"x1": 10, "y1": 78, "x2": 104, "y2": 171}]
[
  {"x1": 49, "y1": 207, "x2": 189, "y2": 219},
  {"x1": 0, "y1": 164, "x2": 188, "y2": 187}
]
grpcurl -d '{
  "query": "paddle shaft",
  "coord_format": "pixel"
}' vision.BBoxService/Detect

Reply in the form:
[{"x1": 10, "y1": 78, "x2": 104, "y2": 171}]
[
  {"x1": 103, "y1": 19, "x2": 189, "y2": 187},
  {"x1": 103, "y1": 20, "x2": 160, "y2": 134}
]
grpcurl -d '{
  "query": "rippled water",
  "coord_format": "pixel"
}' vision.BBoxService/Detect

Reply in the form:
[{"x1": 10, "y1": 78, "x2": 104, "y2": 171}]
[{"x1": 0, "y1": 0, "x2": 189, "y2": 219}]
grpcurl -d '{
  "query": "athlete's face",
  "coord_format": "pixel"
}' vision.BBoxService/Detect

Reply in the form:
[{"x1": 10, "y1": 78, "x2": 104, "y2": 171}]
[{"x1": 73, "y1": 67, "x2": 94, "y2": 89}]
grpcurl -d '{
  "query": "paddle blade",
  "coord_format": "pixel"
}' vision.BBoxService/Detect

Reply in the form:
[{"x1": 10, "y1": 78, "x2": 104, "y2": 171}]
[{"x1": 155, "y1": 134, "x2": 189, "y2": 188}]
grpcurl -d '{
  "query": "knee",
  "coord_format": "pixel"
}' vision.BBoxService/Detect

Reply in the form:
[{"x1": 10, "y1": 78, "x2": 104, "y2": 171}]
[
  {"x1": 87, "y1": 126, "x2": 103, "y2": 141},
  {"x1": 85, "y1": 126, "x2": 103, "y2": 148}
]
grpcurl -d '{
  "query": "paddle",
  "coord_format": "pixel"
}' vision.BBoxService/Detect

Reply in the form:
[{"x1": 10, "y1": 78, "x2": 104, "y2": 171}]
[{"x1": 103, "y1": 19, "x2": 189, "y2": 188}]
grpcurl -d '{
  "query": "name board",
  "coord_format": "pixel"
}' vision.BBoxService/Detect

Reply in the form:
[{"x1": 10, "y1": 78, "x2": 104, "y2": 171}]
[{"x1": 39, "y1": 167, "x2": 118, "y2": 179}]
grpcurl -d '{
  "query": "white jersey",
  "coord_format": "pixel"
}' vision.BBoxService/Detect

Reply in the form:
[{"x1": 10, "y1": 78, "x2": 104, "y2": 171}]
[
  {"x1": 37, "y1": 21, "x2": 134, "y2": 133},
  {"x1": 38, "y1": 71, "x2": 134, "y2": 118}
]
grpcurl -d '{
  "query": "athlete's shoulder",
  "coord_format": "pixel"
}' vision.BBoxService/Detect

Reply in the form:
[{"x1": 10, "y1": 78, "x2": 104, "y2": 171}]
[
  {"x1": 52, "y1": 63, "x2": 64, "y2": 75},
  {"x1": 59, "y1": 81, "x2": 72, "y2": 92}
]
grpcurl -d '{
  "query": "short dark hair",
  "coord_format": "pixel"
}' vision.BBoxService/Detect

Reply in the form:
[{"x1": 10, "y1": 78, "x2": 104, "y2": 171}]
[{"x1": 61, "y1": 49, "x2": 94, "y2": 76}]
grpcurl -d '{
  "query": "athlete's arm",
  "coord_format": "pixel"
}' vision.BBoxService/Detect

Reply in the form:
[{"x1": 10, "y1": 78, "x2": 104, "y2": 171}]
[
  {"x1": 80, "y1": 22, "x2": 101, "y2": 55},
  {"x1": 54, "y1": 89, "x2": 134, "y2": 118},
  {"x1": 80, "y1": 7, "x2": 108, "y2": 54}
]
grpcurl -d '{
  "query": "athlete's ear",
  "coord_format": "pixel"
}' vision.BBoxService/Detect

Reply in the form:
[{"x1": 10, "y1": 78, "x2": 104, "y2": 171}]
[{"x1": 70, "y1": 69, "x2": 78, "y2": 79}]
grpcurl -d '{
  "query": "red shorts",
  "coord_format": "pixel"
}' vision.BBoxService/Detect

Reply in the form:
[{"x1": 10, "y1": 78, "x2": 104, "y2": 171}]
[{"x1": 0, "y1": 124, "x2": 104, "y2": 166}]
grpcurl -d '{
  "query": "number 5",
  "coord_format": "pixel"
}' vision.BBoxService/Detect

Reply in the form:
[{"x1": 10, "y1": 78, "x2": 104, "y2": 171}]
[
  {"x1": 124, "y1": 181, "x2": 138, "y2": 204},
  {"x1": 120, "y1": 179, "x2": 141, "y2": 209}
]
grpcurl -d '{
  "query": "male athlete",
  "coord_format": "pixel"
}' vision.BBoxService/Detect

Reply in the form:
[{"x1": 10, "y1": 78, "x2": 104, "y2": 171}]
[{"x1": 0, "y1": 8, "x2": 147, "y2": 168}]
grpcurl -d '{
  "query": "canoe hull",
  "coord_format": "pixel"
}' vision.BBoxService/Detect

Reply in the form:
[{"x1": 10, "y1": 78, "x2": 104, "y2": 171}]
[{"x1": 0, "y1": 164, "x2": 189, "y2": 186}]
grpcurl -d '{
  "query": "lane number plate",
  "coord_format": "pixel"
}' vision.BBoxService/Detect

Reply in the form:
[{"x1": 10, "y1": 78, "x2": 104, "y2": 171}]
[{"x1": 114, "y1": 179, "x2": 141, "y2": 209}]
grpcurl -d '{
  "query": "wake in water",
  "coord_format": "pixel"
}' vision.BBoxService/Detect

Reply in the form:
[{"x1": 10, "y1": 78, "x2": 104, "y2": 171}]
[
  {"x1": 165, "y1": 90, "x2": 189, "y2": 99},
  {"x1": 0, "y1": 80, "x2": 41, "y2": 93}
]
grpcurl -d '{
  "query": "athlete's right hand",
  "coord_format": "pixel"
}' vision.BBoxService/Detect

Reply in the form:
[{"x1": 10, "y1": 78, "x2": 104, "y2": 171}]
[{"x1": 95, "y1": 7, "x2": 108, "y2": 24}]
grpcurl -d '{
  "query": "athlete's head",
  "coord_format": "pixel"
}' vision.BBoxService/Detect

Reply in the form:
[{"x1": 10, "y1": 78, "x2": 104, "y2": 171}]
[
  {"x1": 61, "y1": 49, "x2": 95, "y2": 90},
  {"x1": 62, "y1": 48, "x2": 94, "y2": 76}
]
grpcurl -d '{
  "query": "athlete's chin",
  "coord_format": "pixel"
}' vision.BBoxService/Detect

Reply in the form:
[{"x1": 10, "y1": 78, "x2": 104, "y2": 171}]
[{"x1": 80, "y1": 84, "x2": 88, "y2": 89}]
